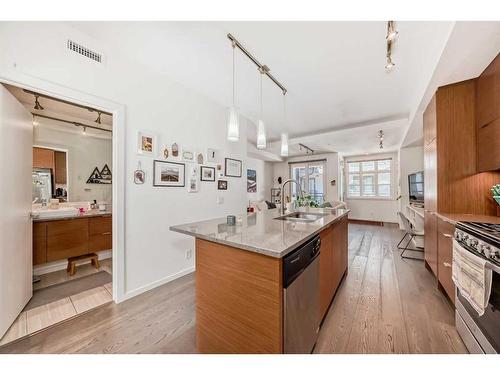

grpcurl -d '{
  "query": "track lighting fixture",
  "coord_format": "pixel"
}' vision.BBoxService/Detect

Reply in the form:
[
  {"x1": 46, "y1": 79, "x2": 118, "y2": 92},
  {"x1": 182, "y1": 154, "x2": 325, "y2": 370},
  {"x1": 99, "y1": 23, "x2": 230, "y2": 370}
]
[
  {"x1": 378, "y1": 130, "x2": 384, "y2": 149},
  {"x1": 386, "y1": 21, "x2": 398, "y2": 42},
  {"x1": 385, "y1": 21, "x2": 397, "y2": 71},
  {"x1": 227, "y1": 41, "x2": 240, "y2": 142},
  {"x1": 32, "y1": 114, "x2": 39, "y2": 126},
  {"x1": 95, "y1": 111, "x2": 102, "y2": 124},
  {"x1": 33, "y1": 94, "x2": 44, "y2": 110},
  {"x1": 82, "y1": 126, "x2": 87, "y2": 136}
]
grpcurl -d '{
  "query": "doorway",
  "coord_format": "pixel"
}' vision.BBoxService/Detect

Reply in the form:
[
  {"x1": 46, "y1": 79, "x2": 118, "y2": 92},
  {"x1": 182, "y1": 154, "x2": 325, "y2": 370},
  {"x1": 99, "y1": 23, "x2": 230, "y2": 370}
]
[
  {"x1": 0, "y1": 79, "x2": 124, "y2": 347},
  {"x1": 289, "y1": 160, "x2": 327, "y2": 205}
]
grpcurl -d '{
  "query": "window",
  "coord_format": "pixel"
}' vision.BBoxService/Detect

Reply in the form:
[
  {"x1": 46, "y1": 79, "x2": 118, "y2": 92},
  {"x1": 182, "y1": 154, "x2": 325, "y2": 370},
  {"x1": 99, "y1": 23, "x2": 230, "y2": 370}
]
[
  {"x1": 289, "y1": 160, "x2": 326, "y2": 205},
  {"x1": 347, "y1": 159, "x2": 392, "y2": 198}
]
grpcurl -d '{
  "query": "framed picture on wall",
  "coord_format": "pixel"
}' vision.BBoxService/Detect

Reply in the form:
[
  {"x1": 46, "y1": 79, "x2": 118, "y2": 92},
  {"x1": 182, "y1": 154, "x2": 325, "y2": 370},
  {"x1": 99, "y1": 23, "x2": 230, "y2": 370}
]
[
  {"x1": 153, "y1": 160, "x2": 185, "y2": 187},
  {"x1": 225, "y1": 158, "x2": 242, "y2": 178},
  {"x1": 218, "y1": 180, "x2": 228, "y2": 190},
  {"x1": 247, "y1": 169, "x2": 257, "y2": 193},
  {"x1": 137, "y1": 131, "x2": 157, "y2": 156},
  {"x1": 200, "y1": 166, "x2": 216, "y2": 182}
]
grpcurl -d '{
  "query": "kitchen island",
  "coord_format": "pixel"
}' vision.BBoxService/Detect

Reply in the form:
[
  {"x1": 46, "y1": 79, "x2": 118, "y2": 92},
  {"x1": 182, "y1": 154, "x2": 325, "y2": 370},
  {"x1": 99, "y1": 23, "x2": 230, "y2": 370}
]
[{"x1": 170, "y1": 207, "x2": 349, "y2": 354}]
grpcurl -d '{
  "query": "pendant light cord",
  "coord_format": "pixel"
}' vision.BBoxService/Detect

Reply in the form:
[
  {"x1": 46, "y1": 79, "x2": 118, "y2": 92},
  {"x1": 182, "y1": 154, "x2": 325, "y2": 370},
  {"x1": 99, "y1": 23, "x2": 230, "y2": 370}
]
[{"x1": 260, "y1": 71, "x2": 263, "y2": 117}]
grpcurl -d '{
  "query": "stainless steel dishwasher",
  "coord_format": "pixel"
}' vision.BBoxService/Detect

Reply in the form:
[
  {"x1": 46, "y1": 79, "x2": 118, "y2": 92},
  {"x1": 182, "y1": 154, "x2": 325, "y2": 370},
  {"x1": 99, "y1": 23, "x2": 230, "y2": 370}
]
[{"x1": 283, "y1": 234, "x2": 321, "y2": 354}]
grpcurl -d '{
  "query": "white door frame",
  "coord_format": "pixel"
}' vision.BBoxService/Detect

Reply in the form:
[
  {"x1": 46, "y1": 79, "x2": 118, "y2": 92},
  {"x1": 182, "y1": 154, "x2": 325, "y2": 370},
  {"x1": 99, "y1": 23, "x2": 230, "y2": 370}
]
[{"x1": 0, "y1": 70, "x2": 127, "y2": 303}]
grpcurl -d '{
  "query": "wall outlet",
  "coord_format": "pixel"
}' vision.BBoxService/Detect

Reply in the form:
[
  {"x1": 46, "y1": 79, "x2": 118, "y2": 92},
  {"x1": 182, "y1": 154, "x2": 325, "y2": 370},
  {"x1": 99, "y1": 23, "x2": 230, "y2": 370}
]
[
  {"x1": 217, "y1": 196, "x2": 224, "y2": 205},
  {"x1": 185, "y1": 249, "x2": 192, "y2": 259}
]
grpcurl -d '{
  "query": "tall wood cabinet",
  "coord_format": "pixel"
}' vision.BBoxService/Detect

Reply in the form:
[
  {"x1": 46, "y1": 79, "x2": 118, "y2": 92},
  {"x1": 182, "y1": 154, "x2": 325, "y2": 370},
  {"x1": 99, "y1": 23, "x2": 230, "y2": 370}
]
[
  {"x1": 423, "y1": 78, "x2": 500, "y2": 302},
  {"x1": 476, "y1": 53, "x2": 500, "y2": 172}
]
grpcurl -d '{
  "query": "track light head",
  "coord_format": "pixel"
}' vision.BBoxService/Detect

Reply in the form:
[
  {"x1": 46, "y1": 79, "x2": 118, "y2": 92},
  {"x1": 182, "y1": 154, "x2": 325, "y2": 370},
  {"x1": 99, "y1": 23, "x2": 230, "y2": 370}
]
[
  {"x1": 95, "y1": 111, "x2": 102, "y2": 124},
  {"x1": 385, "y1": 57, "x2": 395, "y2": 71},
  {"x1": 33, "y1": 94, "x2": 44, "y2": 110}
]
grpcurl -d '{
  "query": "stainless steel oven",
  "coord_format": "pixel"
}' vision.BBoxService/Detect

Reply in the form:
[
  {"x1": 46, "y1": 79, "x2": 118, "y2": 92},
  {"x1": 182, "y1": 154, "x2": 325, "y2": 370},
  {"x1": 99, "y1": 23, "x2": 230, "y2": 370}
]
[{"x1": 454, "y1": 222, "x2": 500, "y2": 354}]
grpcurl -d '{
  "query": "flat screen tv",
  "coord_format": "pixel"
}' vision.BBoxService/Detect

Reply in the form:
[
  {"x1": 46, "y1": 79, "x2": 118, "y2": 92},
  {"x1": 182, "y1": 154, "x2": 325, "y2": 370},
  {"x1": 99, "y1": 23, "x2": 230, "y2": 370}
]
[{"x1": 408, "y1": 171, "x2": 424, "y2": 203}]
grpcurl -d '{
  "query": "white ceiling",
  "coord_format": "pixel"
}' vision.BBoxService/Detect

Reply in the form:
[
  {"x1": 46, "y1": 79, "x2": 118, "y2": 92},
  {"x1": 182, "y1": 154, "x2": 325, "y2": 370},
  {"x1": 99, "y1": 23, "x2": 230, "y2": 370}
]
[
  {"x1": 69, "y1": 21, "x2": 454, "y2": 156},
  {"x1": 3, "y1": 84, "x2": 113, "y2": 128}
]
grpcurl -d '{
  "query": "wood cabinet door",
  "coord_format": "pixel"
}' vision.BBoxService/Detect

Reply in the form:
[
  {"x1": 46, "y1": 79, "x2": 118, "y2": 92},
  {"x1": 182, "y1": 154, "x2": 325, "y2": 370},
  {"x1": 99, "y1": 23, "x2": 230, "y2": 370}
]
[
  {"x1": 476, "y1": 53, "x2": 500, "y2": 128},
  {"x1": 437, "y1": 218, "x2": 455, "y2": 304},
  {"x1": 424, "y1": 212, "x2": 438, "y2": 277},
  {"x1": 54, "y1": 151, "x2": 67, "y2": 184},
  {"x1": 477, "y1": 118, "x2": 500, "y2": 172},
  {"x1": 46, "y1": 218, "x2": 89, "y2": 262},
  {"x1": 33, "y1": 147, "x2": 54, "y2": 170},
  {"x1": 319, "y1": 225, "x2": 335, "y2": 321},
  {"x1": 423, "y1": 94, "x2": 437, "y2": 145},
  {"x1": 33, "y1": 222, "x2": 47, "y2": 265},
  {"x1": 333, "y1": 216, "x2": 348, "y2": 284},
  {"x1": 89, "y1": 216, "x2": 112, "y2": 252},
  {"x1": 424, "y1": 139, "x2": 437, "y2": 212}
]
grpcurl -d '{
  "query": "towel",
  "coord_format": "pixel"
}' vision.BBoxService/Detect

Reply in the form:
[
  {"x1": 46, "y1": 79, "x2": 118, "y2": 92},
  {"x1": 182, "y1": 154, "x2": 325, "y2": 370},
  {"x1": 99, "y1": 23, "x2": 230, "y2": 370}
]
[{"x1": 452, "y1": 239, "x2": 493, "y2": 316}]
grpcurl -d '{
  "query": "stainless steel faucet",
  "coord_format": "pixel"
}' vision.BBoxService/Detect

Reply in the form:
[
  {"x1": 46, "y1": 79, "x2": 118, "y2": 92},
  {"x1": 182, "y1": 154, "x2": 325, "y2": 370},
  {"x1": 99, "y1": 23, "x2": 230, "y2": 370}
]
[{"x1": 281, "y1": 178, "x2": 303, "y2": 214}]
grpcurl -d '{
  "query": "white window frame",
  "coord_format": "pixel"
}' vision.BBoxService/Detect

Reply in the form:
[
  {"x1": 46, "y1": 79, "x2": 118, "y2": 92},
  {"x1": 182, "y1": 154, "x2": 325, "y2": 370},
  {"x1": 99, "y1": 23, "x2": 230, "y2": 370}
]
[
  {"x1": 346, "y1": 158, "x2": 392, "y2": 200},
  {"x1": 288, "y1": 160, "x2": 327, "y2": 204}
]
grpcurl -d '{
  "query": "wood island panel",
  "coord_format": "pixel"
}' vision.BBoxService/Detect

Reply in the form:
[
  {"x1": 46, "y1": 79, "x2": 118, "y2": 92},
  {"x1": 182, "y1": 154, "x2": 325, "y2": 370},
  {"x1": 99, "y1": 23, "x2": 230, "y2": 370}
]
[
  {"x1": 195, "y1": 238, "x2": 283, "y2": 354},
  {"x1": 319, "y1": 225, "x2": 335, "y2": 320}
]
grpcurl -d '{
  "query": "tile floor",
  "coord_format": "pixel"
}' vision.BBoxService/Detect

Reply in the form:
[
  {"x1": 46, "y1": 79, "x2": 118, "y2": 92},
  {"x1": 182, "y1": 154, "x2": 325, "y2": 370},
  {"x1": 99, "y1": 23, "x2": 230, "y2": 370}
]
[{"x1": 0, "y1": 261, "x2": 113, "y2": 347}]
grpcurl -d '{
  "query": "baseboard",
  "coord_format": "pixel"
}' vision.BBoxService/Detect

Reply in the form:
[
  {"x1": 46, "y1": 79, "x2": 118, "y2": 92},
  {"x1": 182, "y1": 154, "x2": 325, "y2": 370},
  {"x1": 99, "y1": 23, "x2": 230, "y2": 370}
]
[
  {"x1": 348, "y1": 219, "x2": 384, "y2": 226},
  {"x1": 33, "y1": 250, "x2": 112, "y2": 276},
  {"x1": 121, "y1": 266, "x2": 195, "y2": 303}
]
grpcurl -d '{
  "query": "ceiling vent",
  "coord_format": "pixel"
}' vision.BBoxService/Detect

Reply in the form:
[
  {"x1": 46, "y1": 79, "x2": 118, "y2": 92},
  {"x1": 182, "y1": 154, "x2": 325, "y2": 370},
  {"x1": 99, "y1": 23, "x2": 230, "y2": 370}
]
[{"x1": 67, "y1": 40, "x2": 102, "y2": 63}]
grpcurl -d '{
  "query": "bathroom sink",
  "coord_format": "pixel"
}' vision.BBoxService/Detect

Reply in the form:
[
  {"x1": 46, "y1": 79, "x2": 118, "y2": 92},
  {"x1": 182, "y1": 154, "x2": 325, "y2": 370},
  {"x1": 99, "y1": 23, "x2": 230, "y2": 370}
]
[
  {"x1": 275, "y1": 212, "x2": 329, "y2": 223},
  {"x1": 32, "y1": 206, "x2": 79, "y2": 219}
]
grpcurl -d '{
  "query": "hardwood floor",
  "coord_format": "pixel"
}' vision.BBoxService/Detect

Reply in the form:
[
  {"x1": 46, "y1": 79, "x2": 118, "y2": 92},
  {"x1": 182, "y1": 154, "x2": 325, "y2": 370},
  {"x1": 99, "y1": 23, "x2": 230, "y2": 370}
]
[
  {"x1": 314, "y1": 223, "x2": 466, "y2": 354},
  {"x1": 0, "y1": 224, "x2": 466, "y2": 354}
]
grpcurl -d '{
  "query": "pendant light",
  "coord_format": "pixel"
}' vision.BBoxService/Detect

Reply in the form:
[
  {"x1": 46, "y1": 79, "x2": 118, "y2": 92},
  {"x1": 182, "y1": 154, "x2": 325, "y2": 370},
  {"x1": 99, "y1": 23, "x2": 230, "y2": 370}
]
[
  {"x1": 227, "y1": 41, "x2": 239, "y2": 142},
  {"x1": 256, "y1": 70, "x2": 266, "y2": 149},
  {"x1": 280, "y1": 93, "x2": 288, "y2": 157}
]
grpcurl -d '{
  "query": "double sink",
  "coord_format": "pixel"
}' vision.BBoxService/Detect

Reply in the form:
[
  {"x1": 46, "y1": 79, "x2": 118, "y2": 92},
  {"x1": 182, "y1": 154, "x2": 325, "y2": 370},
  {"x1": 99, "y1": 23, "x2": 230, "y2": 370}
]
[{"x1": 275, "y1": 211, "x2": 329, "y2": 223}]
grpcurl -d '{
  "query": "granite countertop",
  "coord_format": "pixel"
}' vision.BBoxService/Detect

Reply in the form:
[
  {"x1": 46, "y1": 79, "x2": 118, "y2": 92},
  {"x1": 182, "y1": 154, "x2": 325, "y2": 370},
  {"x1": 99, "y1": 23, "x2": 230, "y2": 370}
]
[
  {"x1": 32, "y1": 208, "x2": 112, "y2": 222},
  {"x1": 170, "y1": 207, "x2": 350, "y2": 258},
  {"x1": 436, "y1": 212, "x2": 500, "y2": 225}
]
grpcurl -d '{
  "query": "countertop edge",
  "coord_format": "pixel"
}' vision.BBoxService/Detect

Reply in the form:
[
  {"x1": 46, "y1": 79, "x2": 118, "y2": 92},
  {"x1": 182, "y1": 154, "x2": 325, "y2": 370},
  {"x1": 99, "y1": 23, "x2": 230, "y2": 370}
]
[
  {"x1": 170, "y1": 209, "x2": 349, "y2": 258},
  {"x1": 32, "y1": 210, "x2": 112, "y2": 223}
]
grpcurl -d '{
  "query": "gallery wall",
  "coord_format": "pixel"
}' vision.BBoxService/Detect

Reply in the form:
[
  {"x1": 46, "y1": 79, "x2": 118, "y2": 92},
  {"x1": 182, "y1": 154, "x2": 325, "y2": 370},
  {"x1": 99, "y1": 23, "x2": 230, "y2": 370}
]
[
  {"x1": 246, "y1": 157, "x2": 273, "y2": 203},
  {"x1": 34, "y1": 118, "x2": 113, "y2": 203},
  {"x1": 0, "y1": 22, "x2": 256, "y2": 299}
]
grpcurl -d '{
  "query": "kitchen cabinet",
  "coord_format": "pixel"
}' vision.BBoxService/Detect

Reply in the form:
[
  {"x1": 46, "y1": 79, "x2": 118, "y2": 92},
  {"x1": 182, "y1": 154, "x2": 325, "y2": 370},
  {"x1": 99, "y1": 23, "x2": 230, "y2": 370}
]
[
  {"x1": 319, "y1": 216, "x2": 348, "y2": 322},
  {"x1": 33, "y1": 147, "x2": 54, "y2": 171},
  {"x1": 89, "y1": 215, "x2": 112, "y2": 252},
  {"x1": 476, "y1": 53, "x2": 500, "y2": 171},
  {"x1": 46, "y1": 218, "x2": 89, "y2": 262},
  {"x1": 437, "y1": 217, "x2": 455, "y2": 304},
  {"x1": 33, "y1": 214, "x2": 112, "y2": 265},
  {"x1": 424, "y1": 212, "x2": 438, "y2": 276},
  {"x1": 54, "y1": 151, "x2": 67, "y2": 184},
  {"x1": 33, "y1": 222, "x2": 47, "y2": 265},
  {"x1": 476, "y1": 53, "x2": 500, "y2": 129}
]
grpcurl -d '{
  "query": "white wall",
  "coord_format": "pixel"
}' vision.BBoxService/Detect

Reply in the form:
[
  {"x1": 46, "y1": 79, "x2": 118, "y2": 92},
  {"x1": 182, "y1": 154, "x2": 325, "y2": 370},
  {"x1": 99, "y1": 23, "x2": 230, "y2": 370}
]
[
  {"x1": 246, "y1": 157, "x2": 273, "y2": 203},
  {"x1": 34, "y1": 119, "x2": 112, "y2": 203},
  {"x1": 271, "y1": 152, "x2": 340, "y2": 203},
  {"x1": 0, "y1": 22, "x2": 254, "y2": 298},
  {"x1": 344, "y1": 152, "x2": 399, "y2": 223},
  {"x1": 398, "y1": 145, "x2": 424, "y2": 228}
]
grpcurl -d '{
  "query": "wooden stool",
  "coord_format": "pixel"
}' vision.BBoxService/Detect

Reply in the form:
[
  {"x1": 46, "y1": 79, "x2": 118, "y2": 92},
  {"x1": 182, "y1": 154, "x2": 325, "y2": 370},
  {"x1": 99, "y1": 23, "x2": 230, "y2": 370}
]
[{"x1": 67, "y1": 253, "x2": 100, "y2": 276}]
